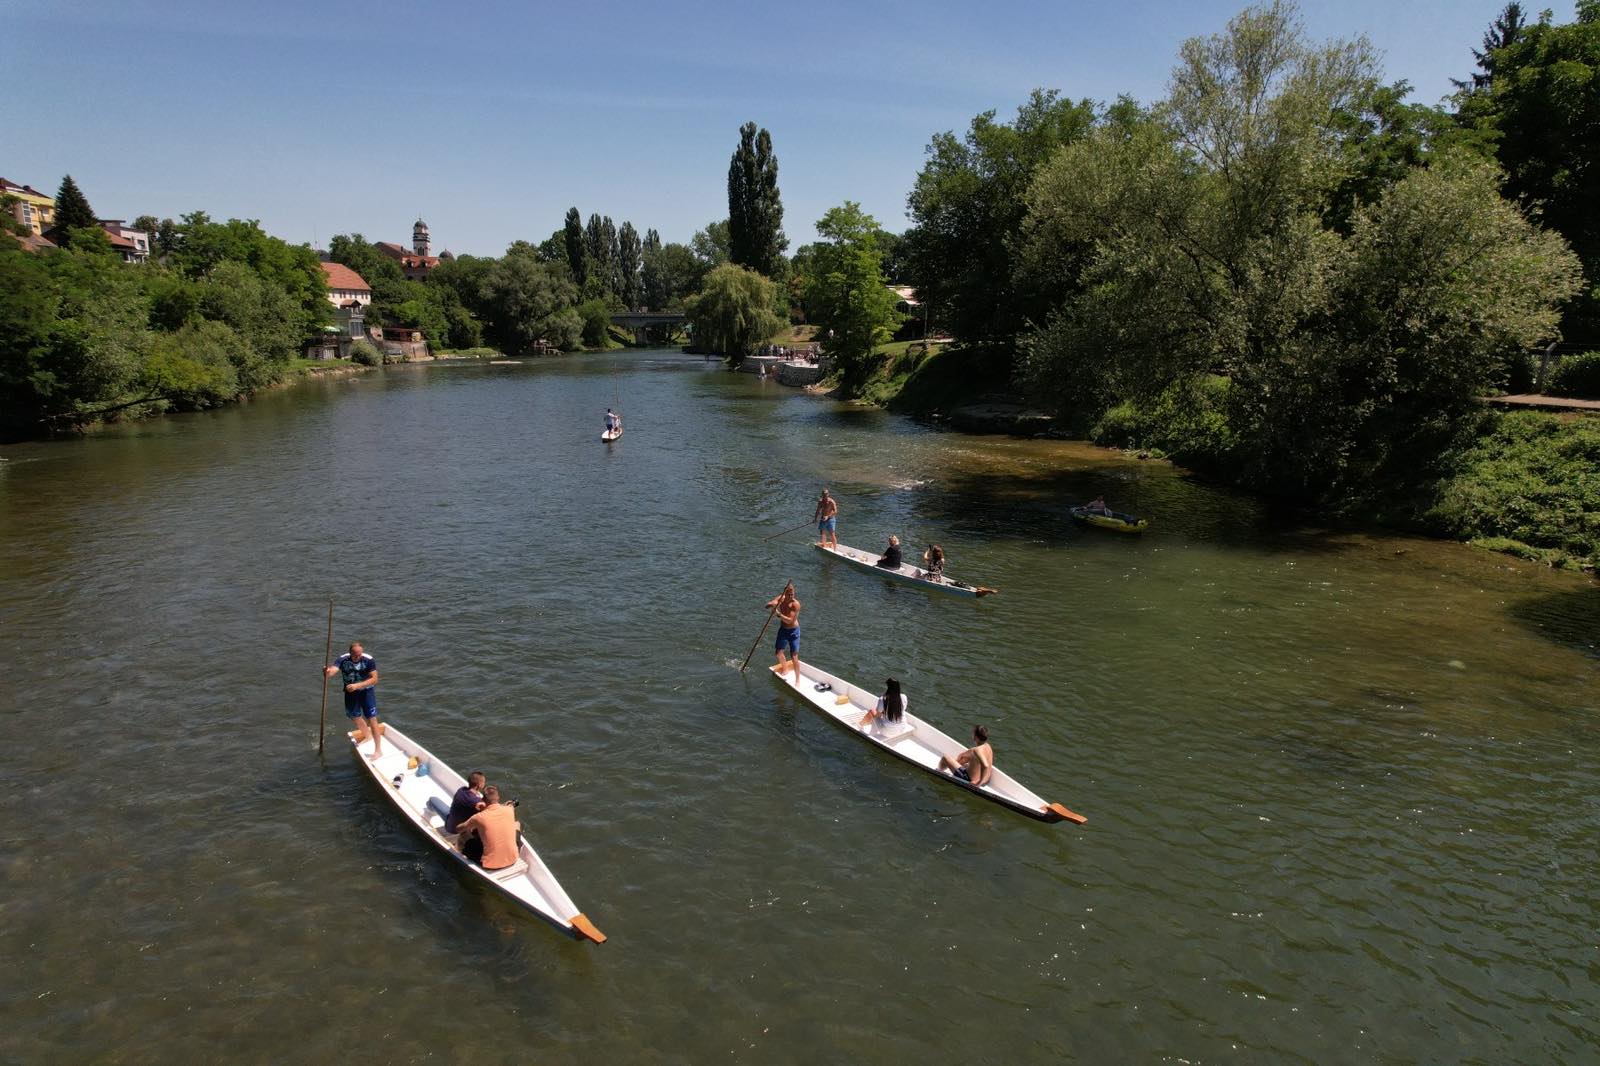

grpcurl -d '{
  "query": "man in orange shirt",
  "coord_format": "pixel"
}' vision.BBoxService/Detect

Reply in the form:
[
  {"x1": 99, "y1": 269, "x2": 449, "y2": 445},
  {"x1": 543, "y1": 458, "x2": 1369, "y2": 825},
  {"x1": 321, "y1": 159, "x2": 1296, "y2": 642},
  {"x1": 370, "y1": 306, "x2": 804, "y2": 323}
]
[{"x1": 455, "y1": 785, "x2": 520, "y2": 870}]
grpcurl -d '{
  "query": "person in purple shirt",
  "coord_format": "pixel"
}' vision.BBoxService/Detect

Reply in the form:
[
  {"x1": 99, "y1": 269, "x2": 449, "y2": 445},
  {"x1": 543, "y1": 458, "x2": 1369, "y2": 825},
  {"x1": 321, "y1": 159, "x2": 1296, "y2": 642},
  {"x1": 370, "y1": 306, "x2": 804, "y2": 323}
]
[{"x1": 446, "y1": 772, "x2": 487, "y2": 834}]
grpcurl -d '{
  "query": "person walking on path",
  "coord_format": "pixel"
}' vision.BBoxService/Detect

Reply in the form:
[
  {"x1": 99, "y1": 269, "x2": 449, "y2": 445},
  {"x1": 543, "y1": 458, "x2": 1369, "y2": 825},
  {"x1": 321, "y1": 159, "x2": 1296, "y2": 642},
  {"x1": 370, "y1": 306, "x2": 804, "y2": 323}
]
[
  {"x1": 814, "y1": 488, "x2": 839, "y2": 550},
  {"x1": 325, "y1": 641, "x2": 382, "y2": 759}
]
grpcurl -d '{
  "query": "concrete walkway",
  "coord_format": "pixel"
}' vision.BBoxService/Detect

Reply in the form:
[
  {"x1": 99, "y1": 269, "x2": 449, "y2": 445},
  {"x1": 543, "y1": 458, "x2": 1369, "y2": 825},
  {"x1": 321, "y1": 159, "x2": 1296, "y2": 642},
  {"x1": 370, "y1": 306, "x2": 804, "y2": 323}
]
[{"x1": 1490, "y1": 394, "x2": 1600, "y2": 413}]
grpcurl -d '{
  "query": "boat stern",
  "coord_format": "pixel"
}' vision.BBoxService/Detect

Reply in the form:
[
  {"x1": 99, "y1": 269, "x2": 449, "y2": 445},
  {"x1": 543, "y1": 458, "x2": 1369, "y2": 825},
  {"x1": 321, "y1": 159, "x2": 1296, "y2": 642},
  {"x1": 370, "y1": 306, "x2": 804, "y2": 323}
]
[
  {"x1": 1044, "y1": 802, "x2": 1088, "y2": 825},
  {"x1": 569, "y1": 913, "x2": 607, "y2": 943}
]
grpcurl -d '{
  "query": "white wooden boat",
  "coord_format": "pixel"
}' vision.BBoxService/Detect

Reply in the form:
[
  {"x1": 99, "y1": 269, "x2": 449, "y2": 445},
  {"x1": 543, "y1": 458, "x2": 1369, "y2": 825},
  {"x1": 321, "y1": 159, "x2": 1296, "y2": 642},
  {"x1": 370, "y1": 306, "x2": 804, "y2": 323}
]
[
  {"x1": 601, "y1": 425, "x2": 622, "y2": 442},
  {"x1": 815, "y1": 542, "x2": 997, "y2": 598},
  {"x1": 770, "y1": 661, "x2": 1085, "y2": 824},
  {"x1": 349, "y1": 724, "x2": 606, "y2": 942}
]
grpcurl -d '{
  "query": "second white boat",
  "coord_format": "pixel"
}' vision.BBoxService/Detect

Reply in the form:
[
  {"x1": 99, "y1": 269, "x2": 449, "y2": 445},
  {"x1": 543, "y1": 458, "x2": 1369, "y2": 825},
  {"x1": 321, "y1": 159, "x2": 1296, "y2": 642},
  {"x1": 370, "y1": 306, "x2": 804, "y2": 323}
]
[{"x1": 815, "y1": 542, "x2": 997, "y2": 598}]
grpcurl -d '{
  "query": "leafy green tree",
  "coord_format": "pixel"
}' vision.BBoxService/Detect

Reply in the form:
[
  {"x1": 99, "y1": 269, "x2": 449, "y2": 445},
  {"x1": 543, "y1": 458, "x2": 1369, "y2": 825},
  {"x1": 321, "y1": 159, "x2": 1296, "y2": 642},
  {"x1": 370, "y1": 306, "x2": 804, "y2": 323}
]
[
  {"x1": 806, "y1": 203, "x2": 903, "y2": 394},
  {"x1": 52, "y1": 174, "x2": 97, "y2": 244},
  {"x1": 683, "y1": 263, "x2": 784, "y2": 356},
  {"x1": 691, "y1": 220, "x2": 731, "y2": 269},
  {"x1": 577, "y1": 298, "x2": 613, "y2": 348},
  {"x1": 1454, "y1": 3, "x2": 1527, "y2": 91},
  {"x1": 537, "y1": 230, "x2": 567, "y2": 263},
  {"x1": 477, "y1": 249, "x2": 582, "y2": 354},
  {"x1": 640, "y1": 242, "x2": 703, "y2": 310},
  {"x1": 727, "y1": 122, "x2": 787, "y2": 276},
  {"x1": 140, "y1": 319, "x2": 242, "y2": 408},
  {"x1": 617, "y1": 221, "x2": 643, "y2": 308},
  {"x1": 564, "y1": 207, "x2": 587, "y2": 286},
  {"x1": 903, "y1": 89, "x2": 1096, "y2": 349},
  {"x1": 643, "y1": 227, "x2": 661, "y2": 254}
]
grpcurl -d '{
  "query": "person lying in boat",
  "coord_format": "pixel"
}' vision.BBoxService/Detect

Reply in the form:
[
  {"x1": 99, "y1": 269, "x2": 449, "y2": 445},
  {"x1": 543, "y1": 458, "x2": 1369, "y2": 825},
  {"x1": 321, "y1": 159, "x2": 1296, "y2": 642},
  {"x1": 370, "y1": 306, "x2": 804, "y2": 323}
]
[
  {"x1": 766, "y1": 582, "x2": 802, "y2": 682},
  {"x1": 922, "y1": 544, "x2": 945, "y2": 579},
  {"x1": 1084, "y1": 495, "x2": 1112, "y2": 515},
  {"x1": 455, "y1": 785, "x2": 520, "y2": 870},
  {"x1": 857, "y1": 678, "x2": 907, "y2": 733},
  {"x1": 938, "y1": 725, "x2": 994, "y2": 787},
  {"x1": 875, "y1": 535, "x2": 903, "y2": 570},
  {"x1": 444, "y1": 771, "x2": 487, "y2": 834}
]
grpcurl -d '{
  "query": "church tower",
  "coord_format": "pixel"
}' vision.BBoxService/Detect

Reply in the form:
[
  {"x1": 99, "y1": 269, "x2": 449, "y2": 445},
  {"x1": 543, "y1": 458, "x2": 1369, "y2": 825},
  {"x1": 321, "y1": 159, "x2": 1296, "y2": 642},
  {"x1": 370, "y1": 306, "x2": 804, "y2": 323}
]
[{"x1": 412, "y1": 218, "x2": 430, "y2": 257}]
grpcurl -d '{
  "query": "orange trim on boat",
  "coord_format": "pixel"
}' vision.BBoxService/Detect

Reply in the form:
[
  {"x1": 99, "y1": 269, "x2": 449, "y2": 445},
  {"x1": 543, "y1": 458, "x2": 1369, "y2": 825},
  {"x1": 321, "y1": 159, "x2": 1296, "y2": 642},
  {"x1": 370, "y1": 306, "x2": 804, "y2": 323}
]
[
  {"x1": 569, "y1": 913, "x2": 607, "y2": 943},
  {"x1": 1047, "y1": 802, "x2": 1087, "y2": 824}
]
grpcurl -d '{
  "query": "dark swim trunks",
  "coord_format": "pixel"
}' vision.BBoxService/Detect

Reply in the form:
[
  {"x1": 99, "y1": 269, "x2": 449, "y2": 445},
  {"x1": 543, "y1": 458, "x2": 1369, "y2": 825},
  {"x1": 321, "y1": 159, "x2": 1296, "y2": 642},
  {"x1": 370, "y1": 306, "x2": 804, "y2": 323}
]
[
  {"x1": 952, "y1": 766, "x2": 972, "y2": 782},
  {"x1": 775, "y1": 626, "x2": 800, "y2": 654}
]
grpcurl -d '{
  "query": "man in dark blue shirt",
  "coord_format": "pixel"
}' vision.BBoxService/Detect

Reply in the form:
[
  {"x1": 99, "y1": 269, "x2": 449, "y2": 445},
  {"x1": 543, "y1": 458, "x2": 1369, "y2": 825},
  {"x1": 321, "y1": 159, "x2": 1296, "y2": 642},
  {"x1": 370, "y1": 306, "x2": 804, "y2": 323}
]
[
  {"x1": 325, "y1": 642, "x2": 382, "y2": 759},
  {"x1": 445, "y1": 771, "x2": 487, "y2": 834}
]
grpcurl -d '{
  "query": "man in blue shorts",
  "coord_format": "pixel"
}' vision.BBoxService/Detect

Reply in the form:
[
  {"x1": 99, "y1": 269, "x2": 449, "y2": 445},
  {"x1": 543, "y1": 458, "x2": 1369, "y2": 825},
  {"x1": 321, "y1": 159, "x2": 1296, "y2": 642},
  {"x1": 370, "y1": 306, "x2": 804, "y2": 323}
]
[
  {"x1": 765, "y1": 582, "x2": 802, "y2": 682},
  {"x1": 325, "y1": 641, "x2": 382, "y2": 759},
  {"x1": 813, "y1": 488, "x2": 838, "y2": 550}
]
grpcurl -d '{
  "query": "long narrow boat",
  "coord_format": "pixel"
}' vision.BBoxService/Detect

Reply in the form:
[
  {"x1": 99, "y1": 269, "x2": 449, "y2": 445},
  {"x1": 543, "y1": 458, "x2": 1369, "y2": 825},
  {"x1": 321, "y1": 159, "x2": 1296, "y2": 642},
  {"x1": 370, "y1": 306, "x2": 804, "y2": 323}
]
[
  {"x1": 1070, "y1": 506, "x2": 1147, "y2": 533},
  {"x1": 815, "y1": 542, "x2": 997, "y2": 598},
  {"x1": 349, "y1": 724, "x2": 606, "y2": 943},
  {"x1": 770, "y1": 661, "x2": 1085, "y2": 825}
]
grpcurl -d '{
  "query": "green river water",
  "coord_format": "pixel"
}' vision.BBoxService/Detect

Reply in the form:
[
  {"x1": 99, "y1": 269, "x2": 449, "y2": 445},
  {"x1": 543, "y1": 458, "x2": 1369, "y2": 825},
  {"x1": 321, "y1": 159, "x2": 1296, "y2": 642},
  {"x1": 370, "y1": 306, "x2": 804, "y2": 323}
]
[{"x1": 1, "y1": 351, "x2": 1596, "y2": 1064}]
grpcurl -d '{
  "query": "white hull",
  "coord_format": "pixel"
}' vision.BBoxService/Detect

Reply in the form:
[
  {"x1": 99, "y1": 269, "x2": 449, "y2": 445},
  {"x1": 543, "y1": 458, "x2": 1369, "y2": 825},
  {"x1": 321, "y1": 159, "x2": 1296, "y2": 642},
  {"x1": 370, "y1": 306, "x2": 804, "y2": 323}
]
[
  {"x1": 815, "y1": 542, "x2": 996, "y2": 598},
  {"x1": 770, "y1": 662, "x2": 1084, "y2": 824},
  {"x1": 601, "y1": 427, "x2": 622, "y2": 442},
  {"x1": 349, "y1": 724, "x2": 605, "y2": 942}
]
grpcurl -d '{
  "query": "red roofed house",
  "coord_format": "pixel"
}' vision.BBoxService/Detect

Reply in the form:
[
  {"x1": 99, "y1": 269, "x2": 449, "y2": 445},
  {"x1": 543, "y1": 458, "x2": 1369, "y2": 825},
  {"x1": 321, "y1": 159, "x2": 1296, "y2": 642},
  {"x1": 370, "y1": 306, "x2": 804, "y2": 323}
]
[
  {"x1": 320, "y1": 260, "x2": 372, "y2": 308},
  {"x1": 375, "y1": 219, "x2": 440, "y2": 280},
  {"x1": 309, "y1": 261, "x2": 372, "y2": 360}
]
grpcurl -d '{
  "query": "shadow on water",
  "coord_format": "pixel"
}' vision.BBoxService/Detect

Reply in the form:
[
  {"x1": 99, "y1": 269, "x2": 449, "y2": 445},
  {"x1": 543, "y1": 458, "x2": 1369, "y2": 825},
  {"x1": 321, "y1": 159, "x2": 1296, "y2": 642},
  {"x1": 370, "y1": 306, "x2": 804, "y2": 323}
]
[{"x1": 1508, "y1": 585, "x2": 1600, "y2": 660}]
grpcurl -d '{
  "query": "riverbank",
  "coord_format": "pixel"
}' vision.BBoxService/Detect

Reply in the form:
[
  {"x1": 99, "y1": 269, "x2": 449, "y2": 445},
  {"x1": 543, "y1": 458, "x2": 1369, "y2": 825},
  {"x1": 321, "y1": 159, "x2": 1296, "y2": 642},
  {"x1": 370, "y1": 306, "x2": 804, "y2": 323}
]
[{"x1": 823, "y1": 343, "x2": 1600, "y2": 573}]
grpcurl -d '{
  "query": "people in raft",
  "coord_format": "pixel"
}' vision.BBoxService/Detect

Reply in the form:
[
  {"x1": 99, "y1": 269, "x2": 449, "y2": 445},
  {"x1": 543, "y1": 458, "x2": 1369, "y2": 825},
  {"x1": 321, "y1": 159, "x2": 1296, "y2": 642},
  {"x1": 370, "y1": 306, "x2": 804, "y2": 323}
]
[
  {"x1": 1084, "y1": 495, "x2": 1113, "y2": 515},
  {"x1": 454, "y1": 785, "x2": 521, "y2": 870},
  {"x1": 445, "y1": 771, "x2": 487, "y2": 834},
  {"x1": 857, "y1": 678, "x2": 908, "y2": 734},
  {"x1": 604, "y1": 408, "x2": 621, "y2": 434},
  {"x1": 326, "y1": 641, "x2": 382, "y2": 760},
  {"x1": 875, "y1": 535, "x2": 903, "y2": 569},
  {"x1": 921, "y1": 543, "x2": 945, "y2": 579},
  {"x1": 766, "y1": 581, "x2": 802, "y2": 682},
  {"x1": 939, "y1": 725, "x2": 994, "y2": 786},
  {"x1": 814, "y1": 487, "x2": 839, "y2": 550}
]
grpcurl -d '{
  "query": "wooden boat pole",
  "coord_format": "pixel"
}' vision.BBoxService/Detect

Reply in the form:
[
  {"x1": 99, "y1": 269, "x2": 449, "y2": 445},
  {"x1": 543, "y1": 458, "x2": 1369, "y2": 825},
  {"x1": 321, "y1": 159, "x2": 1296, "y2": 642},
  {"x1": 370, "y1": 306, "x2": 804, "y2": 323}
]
[
  {"x1": 739, "y1": 581, "x2": 789, "y2": 673},
  {"x1": 317, "y1": 598, "x2": 333, "y2": 754},
  {"x1": 762, "y1": 519, "x2": 814, "y2": 543}
]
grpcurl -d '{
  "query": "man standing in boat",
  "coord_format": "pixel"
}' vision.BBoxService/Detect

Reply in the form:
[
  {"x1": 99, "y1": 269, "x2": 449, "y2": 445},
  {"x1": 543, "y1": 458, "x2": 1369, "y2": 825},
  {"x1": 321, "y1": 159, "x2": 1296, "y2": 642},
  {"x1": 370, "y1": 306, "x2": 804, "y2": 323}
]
[
  {"x1": 766, "y1": 582, "x2": 802, "y2": 682},
  {"x1": 814, "y1": 488, "x2": 838, "y2": 550},
  {"x1": 325, "y1": 641, "x2": 382, "y2": 760}
]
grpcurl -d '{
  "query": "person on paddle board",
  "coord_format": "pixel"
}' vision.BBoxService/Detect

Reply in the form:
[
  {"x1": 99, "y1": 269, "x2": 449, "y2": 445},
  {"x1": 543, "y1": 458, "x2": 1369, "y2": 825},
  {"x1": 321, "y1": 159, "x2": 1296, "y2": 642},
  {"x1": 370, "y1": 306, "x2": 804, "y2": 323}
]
[
  {"x1": 325, "y1": 642, "x2": 382, "y2": 759},
  {"x1": 813, "y1": 488, "x2": 838, "y2": 550},
  {"x1": 939, "y1": 725, "x2": 993, "y2": 786},
  {"x1": 765, "y1": 582, "x2": 802, "y2": 682}
]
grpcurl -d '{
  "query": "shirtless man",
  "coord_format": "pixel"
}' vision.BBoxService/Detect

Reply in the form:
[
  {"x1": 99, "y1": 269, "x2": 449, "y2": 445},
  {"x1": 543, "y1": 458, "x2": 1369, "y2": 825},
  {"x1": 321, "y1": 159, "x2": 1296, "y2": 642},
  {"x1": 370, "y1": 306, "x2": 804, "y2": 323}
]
[
  {"x1": 765, "y1": 582, "x2": 802, "y2": 682},
  {"x1": 813, "y1": 488, "x2": 838, "y2": 550},
  {"x1": 939, "y1": 725, "x2": 993, "y2": 786}
]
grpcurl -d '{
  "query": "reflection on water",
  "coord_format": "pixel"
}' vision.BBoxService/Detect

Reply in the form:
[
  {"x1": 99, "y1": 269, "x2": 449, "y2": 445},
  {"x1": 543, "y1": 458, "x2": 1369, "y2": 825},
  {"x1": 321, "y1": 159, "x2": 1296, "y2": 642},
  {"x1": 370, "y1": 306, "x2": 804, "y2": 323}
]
[{"x1": 1, "y1": 352, "x2": 1596, "y2": 1062}]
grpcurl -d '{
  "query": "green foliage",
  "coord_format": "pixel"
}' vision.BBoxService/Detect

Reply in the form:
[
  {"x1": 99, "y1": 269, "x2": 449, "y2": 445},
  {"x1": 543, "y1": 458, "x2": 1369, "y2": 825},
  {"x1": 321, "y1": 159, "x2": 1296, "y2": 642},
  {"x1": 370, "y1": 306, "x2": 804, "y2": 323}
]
[
  {"x1": 1089, "y1": 377, "x2": 1238, "y2": 470},
  {"x1": 349, "y1": 338, "x2": 382, "y2": 366},
  {"x1": 683, "y1": 264, "x2": 784, "y2": 356},
  {"x1": 806, "y1": 202, "x2": 904, "y2": 395},
  {"x1": 476, "y1": 247, "x2": 582, "y2": 354},
  {"x1": 52, "y1": 174, "x2": 97, "y2": 242},
  {"x1": 564, "y1": 207, "x2": 587, "y2": 286},
  {"x1": 691, "y1": 220, "x2": 731, "y2": 269},
  {"x1": 641, "y1": 242, "x2": 703, "y2": 310},
  {"x1": 727, "y1": 122, "x2": 788, "y2": 276},
  {"x1": 617, "y1": 221, "x2": 643, "y2": 308},
  {"x1": 577, "y1": 298, "x2": 613, "y2": 348},
  {"x1": 1547, "y1": 351, "x2": 1600, "y2": 397},
  {"x1": 903, "y1": 88, "x2": 1098, "y2": 346},
  {"x1": 140, "y1": 320, "x2": 243, "y2": 408},
  {"x1": 1420, "y1": 410, "x2": 1600, "y2": 566}
]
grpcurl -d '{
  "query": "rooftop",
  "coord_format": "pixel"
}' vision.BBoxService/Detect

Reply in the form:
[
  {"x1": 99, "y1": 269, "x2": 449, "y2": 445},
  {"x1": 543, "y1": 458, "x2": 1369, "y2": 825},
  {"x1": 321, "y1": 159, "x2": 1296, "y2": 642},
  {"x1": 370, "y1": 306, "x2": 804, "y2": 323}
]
[{"x1": 320, "y1": 261, "x2": 372, "y2": 292}]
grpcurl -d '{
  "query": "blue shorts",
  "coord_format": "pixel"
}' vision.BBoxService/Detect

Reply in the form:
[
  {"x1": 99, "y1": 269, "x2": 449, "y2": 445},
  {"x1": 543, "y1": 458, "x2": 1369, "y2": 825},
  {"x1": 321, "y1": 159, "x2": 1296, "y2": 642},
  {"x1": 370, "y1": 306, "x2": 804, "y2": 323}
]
[
  {"x1": 344, "y1": 693, "x2": 378, "y2": 720},
  {"x1": 952, "y1": 765, "x2": 971, "y2": 783},
  {"x1": 818, "y1": 517, "x2": 836, "y2": 534},
  {"x1": 775, "y1": 626, "x2": 800, "y2": 655}
]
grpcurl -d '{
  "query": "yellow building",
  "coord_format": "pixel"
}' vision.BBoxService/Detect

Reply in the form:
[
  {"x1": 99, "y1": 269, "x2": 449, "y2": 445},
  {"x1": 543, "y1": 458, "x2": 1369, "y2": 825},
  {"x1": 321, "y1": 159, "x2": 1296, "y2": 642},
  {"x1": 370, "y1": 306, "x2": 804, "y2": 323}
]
[{"x1": 1, "y1": 178, "x2": 56, "y2": 235}]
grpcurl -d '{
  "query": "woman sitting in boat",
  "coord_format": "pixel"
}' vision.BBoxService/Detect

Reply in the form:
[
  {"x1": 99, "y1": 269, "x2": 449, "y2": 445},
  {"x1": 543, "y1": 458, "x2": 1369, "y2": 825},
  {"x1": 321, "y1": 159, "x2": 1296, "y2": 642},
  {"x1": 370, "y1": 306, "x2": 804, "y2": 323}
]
[
  {"x1": 1085, "y1": 495, "x2": 1112, "y2": 515},
  {"x1": 875, "y1": 535, "x2": 903, "y2": 570},
  {"x1": 922, "y1": 544, "x2": 945, "y2": 579},
  {"x1": 858, "y1": 678, "x2": 908, "y2": 734}
]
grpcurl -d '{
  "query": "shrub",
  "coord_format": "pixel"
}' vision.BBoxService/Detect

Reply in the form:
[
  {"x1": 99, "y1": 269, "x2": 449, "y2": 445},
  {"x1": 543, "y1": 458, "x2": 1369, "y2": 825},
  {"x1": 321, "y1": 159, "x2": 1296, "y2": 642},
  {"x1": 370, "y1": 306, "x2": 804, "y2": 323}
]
[
  {"x1": 1547, "y1": 351, "x2": 1600, "y2": 399},
  {"x1": 349, "y1": 338, "x2": 381, "y2": 366}
]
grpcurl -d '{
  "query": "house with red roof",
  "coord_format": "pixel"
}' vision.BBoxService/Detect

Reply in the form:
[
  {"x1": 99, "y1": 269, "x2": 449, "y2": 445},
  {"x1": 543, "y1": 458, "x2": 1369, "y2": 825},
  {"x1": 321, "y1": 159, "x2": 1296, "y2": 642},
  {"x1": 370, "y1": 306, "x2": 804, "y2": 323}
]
[{"x1": 320, "y1": 261, "x2": 372, "y2": 308}]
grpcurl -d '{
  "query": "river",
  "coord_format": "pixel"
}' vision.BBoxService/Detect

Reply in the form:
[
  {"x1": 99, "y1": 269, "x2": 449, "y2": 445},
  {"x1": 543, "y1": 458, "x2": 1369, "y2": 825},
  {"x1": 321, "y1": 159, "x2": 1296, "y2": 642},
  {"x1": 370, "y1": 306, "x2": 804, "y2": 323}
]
[{"x1": 1, "y1": 351, "x2": 1596, "y2": 1063}]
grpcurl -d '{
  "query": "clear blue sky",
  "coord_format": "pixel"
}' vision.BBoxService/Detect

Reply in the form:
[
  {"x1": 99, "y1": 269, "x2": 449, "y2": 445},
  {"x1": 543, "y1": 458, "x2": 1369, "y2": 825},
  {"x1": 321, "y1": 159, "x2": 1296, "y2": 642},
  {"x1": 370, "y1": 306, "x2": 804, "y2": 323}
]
[{"x1": 3, "y1": 0, "x2": 1518, "y2": 255}]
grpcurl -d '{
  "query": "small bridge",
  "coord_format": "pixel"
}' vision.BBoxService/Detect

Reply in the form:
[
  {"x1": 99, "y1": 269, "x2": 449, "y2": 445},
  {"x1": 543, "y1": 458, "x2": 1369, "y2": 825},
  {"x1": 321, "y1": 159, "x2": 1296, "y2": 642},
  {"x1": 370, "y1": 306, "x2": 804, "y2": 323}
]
[{"x1": 610, "y1": 311, "x2": 687, "y2": 345}]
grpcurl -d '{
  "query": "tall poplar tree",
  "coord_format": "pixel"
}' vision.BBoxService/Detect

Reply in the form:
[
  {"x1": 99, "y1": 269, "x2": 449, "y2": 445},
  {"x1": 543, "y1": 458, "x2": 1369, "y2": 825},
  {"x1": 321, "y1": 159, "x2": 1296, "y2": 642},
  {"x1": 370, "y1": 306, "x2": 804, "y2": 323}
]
[
  {"x1": 727, "y1": 122, "x2": 787, "y2": 276},
  {"x1": 617, "y1": 221, "x2": 643, "y2": 309},
  {"x1": 563, "y1": 207, "x2": 587, "y2": 286},
  {"x1": 53, "y1": 174, "x2": 98, "y2": 246},
  {"x1": 644, "y1": 227, "x2": 661, "y2": 255}
]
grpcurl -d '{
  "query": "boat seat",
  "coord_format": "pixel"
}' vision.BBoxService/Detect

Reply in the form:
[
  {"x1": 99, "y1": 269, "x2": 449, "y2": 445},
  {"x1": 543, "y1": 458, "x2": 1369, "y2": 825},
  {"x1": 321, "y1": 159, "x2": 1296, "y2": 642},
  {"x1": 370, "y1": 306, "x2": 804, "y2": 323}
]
[
  {"x1": 488, "y1": 859, "x2": 529, "y2": 882},
  {"x1": 875, "y1": 721, "x2": 916, "y2": 743}
]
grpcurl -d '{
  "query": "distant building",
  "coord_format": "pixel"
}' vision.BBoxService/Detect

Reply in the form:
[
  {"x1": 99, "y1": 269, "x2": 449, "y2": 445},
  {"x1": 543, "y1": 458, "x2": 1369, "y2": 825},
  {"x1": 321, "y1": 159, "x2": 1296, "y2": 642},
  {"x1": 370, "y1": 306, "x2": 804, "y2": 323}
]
[
  {"x1": 320, "y1": 261, "x2": 373, "y2": 308},
  {"x1": 375, "y1": 218, "x2": 441, "y2": 280},
  {"x1": 97, "y1": 220, "x2": 151, "y2": 263},
  {"x1": 0, "y1": 178, "x2": 55, "y2": 235}
]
